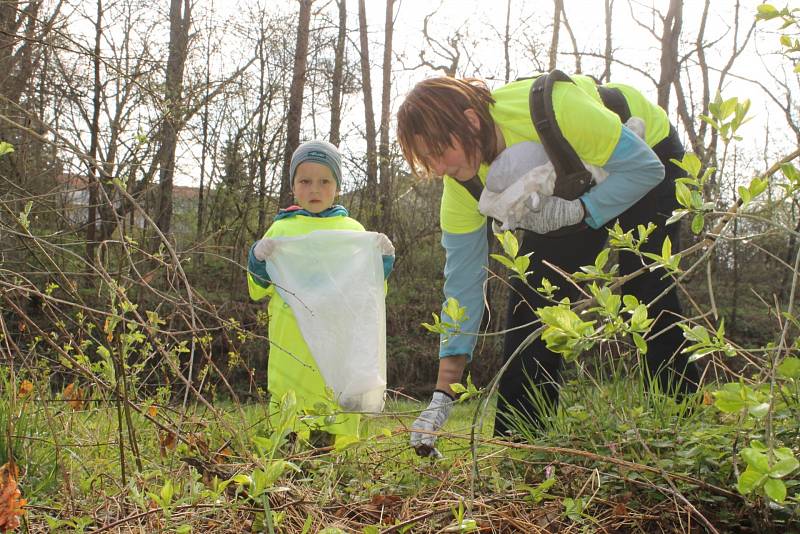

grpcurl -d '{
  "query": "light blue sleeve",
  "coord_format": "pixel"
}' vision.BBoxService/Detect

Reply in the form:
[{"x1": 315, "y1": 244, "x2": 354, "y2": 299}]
[
  {"x1": 580, "y1": 126, "x2": 665, "y2": 229},
  {"x1": 439, "y1": 224, "x2": 488, "y2": 361},
  {"x1": 382, "y1": 255, "x2": 394, "y2": 279},
  {"x1": 248, "y1": 242, "x2": 271, "y2": 288}
]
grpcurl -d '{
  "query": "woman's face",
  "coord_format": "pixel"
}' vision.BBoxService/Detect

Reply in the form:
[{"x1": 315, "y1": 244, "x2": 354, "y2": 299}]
[{"x1": 419, "y1": 135, "x2": 480, "y2": 182}]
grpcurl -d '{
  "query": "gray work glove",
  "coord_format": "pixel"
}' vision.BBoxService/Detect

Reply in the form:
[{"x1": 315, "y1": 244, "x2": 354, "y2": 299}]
[
  {"x1": 513, "y1": 194, "x2": 585, "y2": 234},
  {"x1": 410, "y1": 390, "x2": 454, "y2": 457},
  {"x1": 252, "y1": 238, "x2": 277, "y2": 261}
]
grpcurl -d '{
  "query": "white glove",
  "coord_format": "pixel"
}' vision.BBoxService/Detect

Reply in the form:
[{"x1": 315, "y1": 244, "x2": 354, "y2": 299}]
[
  {"x1": 252, "y1": 238, "x2": 277, "y2": 261},
  {"x1": 376, "y1": 233, "x2": 395, "y2": 256},
  {"x1": 410, "y1": 391, "x2": 453, "y2": 457},
  {"x1": 514, "y1": 194, "x2": 585, "y2": 234}
]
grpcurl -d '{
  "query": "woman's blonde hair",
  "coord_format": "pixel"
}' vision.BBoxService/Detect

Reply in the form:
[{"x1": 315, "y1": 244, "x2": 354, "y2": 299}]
[{"x1": 397, "y1": 77, "x2": 498, "y2": 176}]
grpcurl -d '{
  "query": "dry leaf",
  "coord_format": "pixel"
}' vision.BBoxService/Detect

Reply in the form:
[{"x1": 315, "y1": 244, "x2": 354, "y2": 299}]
[
  {"x1": 187, "y1": 433, "x2": 209, "y2": 457},
  {"x1": 17, "y1": 381, "x2": 33, "y2": 398},
  {"x1": 0, "y1": 462, "x2": 27, "y2": 532},
  {"x1": 213, "y1": 447, "x2": 233, "y2": 464},
  {"x1": 159, "y1": 430, "x2": 177, "y2": 456},
  {"x1": 62, "y1": 383, "x2": 85, "y2": 411},
  {"x1": 612, "y1": 501, "x2": 627, "y2": 517},
  {"x1": 369, "y1": 494, "x2": 402, "y2": 507}
]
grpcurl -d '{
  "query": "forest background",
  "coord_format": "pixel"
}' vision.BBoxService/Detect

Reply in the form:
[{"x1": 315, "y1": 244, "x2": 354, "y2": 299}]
[
  {"x1": 3, "y1": 0, "x2": 795, "y2": 393},
  {"x1": 2, "y1": 0, "x2": 800, "y2": 531}
]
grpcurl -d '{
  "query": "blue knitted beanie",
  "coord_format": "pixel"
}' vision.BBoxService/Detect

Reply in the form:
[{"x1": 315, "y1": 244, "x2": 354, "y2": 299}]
[{"x1": 289, "y1": 140, "x2": 342, "y2": 188}]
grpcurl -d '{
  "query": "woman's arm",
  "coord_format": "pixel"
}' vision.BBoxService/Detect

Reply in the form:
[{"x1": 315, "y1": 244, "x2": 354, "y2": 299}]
[{"x1": 580, "y1": 126, "x2": 665, "y2": 228}]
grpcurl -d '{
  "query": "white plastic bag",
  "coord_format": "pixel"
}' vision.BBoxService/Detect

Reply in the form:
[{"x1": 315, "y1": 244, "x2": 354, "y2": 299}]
[
  {"x1": 478, "y1": 117, "x2": 646, "y2": 230},
  {"x1": 265, "y1": 230, "x2": 387, "y2": 412}
]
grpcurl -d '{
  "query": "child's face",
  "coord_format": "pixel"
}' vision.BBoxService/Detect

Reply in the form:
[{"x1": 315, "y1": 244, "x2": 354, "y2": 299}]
[{"x1": 292, "y1": 162, "x2": 338, "y2": 213}]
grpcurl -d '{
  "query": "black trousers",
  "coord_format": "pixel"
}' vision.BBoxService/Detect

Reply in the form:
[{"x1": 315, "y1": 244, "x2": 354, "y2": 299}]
[{"x1": 494, "y1": 126, "x2": 701, "y2": 436}]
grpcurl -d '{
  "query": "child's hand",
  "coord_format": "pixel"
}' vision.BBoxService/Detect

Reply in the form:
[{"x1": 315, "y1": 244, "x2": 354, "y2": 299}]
[
  {"x1": 252, "y1": 238, "x2": 277, "y2": 261},
  {"x1": 376, "y1": 233, "x2": 395, "y2": 256}
]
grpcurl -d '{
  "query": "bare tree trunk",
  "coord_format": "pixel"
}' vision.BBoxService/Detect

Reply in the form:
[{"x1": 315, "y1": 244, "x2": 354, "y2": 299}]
[
  {"x1": 602, "y1": 0, "x2": 613, "y2": 82},
  {"x1": 504, "y1": 0, "x2": 511, "y2": 83},
  {"x1": 256, "y1": 18, "x2": 268, "y2": 233},
  {"x1": 156, "y1": 0, "x2": 191, "y2": 237},
  {"x1": 378, "y1": 0, "x2": 394, "y2": 228},
  {"x1": 548, "y1": 0, "x2": 562, "y2": 71},
  {"x1": 560, "y1": 3, "x2": 580, "y2": 73},
  {"x1": 279, "y1": 0, "x2": 314, "y2": 208},
  {"x1": 86, "y1": 0, "x2": 103, "y2": 263},
  {"x1": 657, "y1": 0, "x2": 682, "y2": 109},
  {"x1": 0, "y1": 1, "x2": 43, "y2": 111},
  {"x1": 358, "y1": 0, "x2": 378, "y2": 201},
  {"x1": 196, "y1": 11, "x2": 212, "y2": 244},
  {"x1": 330, "y1": 0, "x2": 346, "y2": 146}
]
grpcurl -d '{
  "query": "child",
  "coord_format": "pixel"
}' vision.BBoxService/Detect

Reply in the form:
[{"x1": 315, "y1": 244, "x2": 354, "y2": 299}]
[{"x1": 247, "y1": 140, "x2": 394, "y2": 448}]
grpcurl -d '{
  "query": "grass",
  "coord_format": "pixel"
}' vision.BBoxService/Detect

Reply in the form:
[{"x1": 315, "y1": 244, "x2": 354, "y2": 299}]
[{"x1": 5, "y1": 368, "x2": 798, "y2": 533}]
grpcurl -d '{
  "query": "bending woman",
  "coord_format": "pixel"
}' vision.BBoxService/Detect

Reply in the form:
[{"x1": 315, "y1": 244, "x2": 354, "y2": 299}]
[{"x1": 396, "y1": 75, "x2": 700, "y2": 453}]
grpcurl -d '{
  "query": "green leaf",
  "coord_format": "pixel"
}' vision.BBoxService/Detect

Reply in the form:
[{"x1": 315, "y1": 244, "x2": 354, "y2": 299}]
[
  {"x1": 333, "y1": 435, "x2": 360, "y2": 451},
  {"x1": 737, "y1": 186, "x2": 751, "y2": 204},
  {"x1": 17, "y1": 200, "x2": 32, "y2": 230},
  {"x1": 756, "y1": 3, "x2": 779, "y2": 20},
  {"x1": 675, "y1": 182, "x2": 692, "y2": 208},
  {"x1": 514, "y1": 255, "x2": 531, "y2": 274},
  {"x1": 622, "y1": 295, "x2": 640, "y2": 310},
  {"x1": 748, "y1": 177, "x2": 768, "y2": 199},
  {"x1": 160, "y1": 479, "x2": 174, "y2": 504},
  {"x1": 595, "y1": 248, "x2": 610, "y2": 270},
  {"x1": 666, "y1": 209, "x2": 689, "y2": 224},
  {"x1": 737, "y1": 466, "x2": 767, "y2": 495},
  {"x1": 770, "y1": 449, "x2": 800, "y2": 477},
  {"x1": 632, "y1": 332, "x2": 648, "y2": 354},
  {"x1": 777, "y1": 357, "x2": 800, "y2": 379},
  {"x1": 691, "y1": 213, "x2": 705, "y2": 234},
  {"x1": 713, "y1": 382, "x2": 762, "y2": 413},
  {"x1": 495, "y1": 231, "x2": 519, "y2": 258},
  {"x1": 748, "y1": 402, "x2": 770, "y2": 418},
  {"x1": 0, "y1": 141, "x2": 14, "y2": 157},
  {"x1": 780, "y1": 163, "x2": 799, "y2": 182},
  {"x1": 443, "y1": 297, "x2": 467, "y2": 324},
  {"x1": 490, "y1": 253, "x2": 517, "y2": 271},
  {"x1": 674, "y1": 152, "x2": 702, "y2": 178},
  {"x1": 764, "y1": 478, "x2": 787, "y2": 502},
  {"x1": 450, "y1": 383, "x2": 467, "y2": 394}
]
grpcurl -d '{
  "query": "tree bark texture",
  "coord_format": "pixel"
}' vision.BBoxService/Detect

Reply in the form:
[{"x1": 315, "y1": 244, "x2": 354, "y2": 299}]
[
  {"x1": 358, "y1": 0, "x2": 378, "y2": 197},
  {"x1": 378, "y1": 0, "x2": 394, "y2": 228},
  {"x1": 329, "y1": 0, "x2": 346, "y2": 147},
  {"x1": 156, "y1": 0, "x2": 191, "y2": 236},
  {"x1": 657, "y1": 0, "x2": 682, "y2": 109},
  {"x1": 279, "y1": 0, "x2": 314, "y2": 208}
]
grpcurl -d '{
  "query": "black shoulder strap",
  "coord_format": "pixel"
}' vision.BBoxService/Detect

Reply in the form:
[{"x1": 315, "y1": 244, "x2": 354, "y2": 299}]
[
  {"x1": 597, "y1": 86, "x2": 631, "y2": 123},
  {"x1": 529, "y1": 70, "x2": 594, "y2": 201}
]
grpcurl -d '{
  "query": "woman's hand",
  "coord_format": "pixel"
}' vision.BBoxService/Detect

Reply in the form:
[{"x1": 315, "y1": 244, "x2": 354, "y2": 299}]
[{"x1": 515, "y1": 195, "x2": 585, "y2": 234}]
